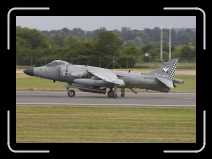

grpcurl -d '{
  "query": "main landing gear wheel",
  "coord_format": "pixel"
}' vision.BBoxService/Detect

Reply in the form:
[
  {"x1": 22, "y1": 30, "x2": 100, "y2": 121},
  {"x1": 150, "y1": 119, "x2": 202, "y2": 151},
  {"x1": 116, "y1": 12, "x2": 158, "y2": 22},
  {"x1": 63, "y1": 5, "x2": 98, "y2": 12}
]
[
  {"x1": 107, "y1": 89, "x2": 117, "y2": 98},
  {"x1": 67, "y1": 90, "x2": 76, "y2": 97}
]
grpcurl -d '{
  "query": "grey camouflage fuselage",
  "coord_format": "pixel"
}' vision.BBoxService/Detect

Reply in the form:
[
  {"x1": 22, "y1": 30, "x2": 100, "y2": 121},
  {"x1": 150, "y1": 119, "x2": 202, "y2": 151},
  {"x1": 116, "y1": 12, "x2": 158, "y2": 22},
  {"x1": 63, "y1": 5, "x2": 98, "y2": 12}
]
[{"x1": 24, "y1": 59, "x2": 183, "y2": 97}]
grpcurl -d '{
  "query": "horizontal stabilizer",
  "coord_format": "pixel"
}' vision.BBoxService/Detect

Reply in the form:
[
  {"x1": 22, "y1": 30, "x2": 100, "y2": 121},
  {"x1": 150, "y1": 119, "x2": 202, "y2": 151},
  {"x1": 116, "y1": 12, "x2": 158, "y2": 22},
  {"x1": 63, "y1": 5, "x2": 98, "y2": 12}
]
[
  {"x1": 173, "y1": 79, "x2": 184, "y2": 84},
  {"x1": 156, "y1": 77, "x2": 174, "y2": 88}
]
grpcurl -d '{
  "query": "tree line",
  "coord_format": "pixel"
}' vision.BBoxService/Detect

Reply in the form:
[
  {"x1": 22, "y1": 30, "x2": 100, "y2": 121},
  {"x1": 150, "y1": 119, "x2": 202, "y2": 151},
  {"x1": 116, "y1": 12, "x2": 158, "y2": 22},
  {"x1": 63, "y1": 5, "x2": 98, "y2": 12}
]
[{"x1": 16, "y1": 26, "x2": 196, "y2": 68}]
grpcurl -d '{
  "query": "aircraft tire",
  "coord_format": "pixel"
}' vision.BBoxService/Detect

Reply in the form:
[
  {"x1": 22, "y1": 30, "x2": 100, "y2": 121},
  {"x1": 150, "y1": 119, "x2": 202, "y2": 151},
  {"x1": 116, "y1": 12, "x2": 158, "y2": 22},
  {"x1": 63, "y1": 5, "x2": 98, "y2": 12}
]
[
  {"x1": 107, "y1": 90, "x2": 117, "y2": 98},
  {"x1": 67, "y1": 90, "x2": 76, "y2": 97}
]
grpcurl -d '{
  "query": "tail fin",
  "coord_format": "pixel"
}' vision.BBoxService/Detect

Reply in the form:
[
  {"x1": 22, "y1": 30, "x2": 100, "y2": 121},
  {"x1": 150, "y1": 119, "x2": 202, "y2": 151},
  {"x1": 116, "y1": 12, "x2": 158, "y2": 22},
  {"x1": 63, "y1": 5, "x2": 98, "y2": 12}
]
[{"x1": 151, "y1": 59, "x2": 178, "y2": 80}]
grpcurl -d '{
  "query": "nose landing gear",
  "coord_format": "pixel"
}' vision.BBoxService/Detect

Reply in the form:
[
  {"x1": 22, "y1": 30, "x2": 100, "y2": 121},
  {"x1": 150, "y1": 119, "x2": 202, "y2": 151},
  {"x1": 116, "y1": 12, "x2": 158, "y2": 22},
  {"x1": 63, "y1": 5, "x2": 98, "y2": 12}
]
[{"x1": 67, "y1": 89, "x2": 76, "y2": 97}]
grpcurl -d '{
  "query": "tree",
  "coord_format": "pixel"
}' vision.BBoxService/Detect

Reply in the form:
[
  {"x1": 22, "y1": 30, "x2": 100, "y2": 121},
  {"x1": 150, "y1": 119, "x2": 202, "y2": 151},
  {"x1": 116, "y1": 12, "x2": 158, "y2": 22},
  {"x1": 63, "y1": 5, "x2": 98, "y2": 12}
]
[
  {"x1": 16, "y1": 27, "x2": 53, "y2": 65},
  {"x1": 179, "y1": 45, "x2": 196, "y2": 62},
  {"x1": 16, "y1": 26, "x2": 196, "y2": 66},
  {"x1": 118, "y1": 44, "x2": 139, "y2": 68},
  {"x1": 94, "y1": 31, "x2": 123, "y2": 68},
  {"x1": 142, "y1": 43, "x2": 160, "y2": 62}
]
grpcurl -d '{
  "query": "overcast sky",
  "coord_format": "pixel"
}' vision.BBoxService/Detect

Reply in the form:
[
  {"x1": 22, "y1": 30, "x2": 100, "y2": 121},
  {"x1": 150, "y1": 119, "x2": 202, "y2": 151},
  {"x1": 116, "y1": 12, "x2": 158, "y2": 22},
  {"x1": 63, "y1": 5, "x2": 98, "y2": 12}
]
[{"x1": 16, "y1": 16, "x2": 196, "y2": 31}]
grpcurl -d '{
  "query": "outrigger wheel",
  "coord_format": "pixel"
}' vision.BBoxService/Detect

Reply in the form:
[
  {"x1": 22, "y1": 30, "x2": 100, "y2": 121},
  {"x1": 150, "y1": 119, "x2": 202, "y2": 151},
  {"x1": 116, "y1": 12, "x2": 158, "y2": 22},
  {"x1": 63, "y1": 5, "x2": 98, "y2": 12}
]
[
  {"x1": 67, "y1": 89, "x2": 76, "y2": 97},
  {"x1": 107, "y1": 88, "x2": 118, "y2": 98}
]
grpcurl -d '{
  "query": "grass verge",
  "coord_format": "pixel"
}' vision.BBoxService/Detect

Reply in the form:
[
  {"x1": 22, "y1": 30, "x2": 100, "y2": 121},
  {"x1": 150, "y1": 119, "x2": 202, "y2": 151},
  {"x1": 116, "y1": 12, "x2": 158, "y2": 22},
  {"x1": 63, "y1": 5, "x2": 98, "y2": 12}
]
[{"x1": 16, "y1": 105, "x2": 196, "y2": 143}]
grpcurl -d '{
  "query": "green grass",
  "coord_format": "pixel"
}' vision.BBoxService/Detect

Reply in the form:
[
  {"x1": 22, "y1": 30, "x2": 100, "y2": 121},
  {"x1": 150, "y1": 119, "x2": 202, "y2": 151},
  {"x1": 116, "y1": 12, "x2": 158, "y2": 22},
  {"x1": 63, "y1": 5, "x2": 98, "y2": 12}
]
[
  {"x1": 173, "y1": 75, "x2": 196, "y2": 92},
  {"x1": 16, "y1": 72, "x2": 196, "y2": 92},
  {"x1": 16, "y1": 65, "x2": 32, "y2": 70},
  {"x1": 16, "y1": 73, "x2": 65, "y2": 91},
  {"x1": 16, "y1": 105, "x2": 196, "y2": 143}
]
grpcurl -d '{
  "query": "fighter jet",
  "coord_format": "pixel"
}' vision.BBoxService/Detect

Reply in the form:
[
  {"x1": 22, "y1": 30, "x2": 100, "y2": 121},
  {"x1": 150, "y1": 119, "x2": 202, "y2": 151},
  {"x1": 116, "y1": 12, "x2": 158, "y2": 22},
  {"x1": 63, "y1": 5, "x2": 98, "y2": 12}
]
[{"x1": 23, "y1": 59, "x2": 184, "y2": 98}]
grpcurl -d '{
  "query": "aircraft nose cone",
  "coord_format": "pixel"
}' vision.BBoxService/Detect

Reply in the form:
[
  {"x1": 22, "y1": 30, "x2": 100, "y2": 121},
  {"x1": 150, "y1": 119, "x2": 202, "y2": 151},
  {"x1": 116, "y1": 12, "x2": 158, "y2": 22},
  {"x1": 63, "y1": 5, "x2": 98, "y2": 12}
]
[{"x1": 23, "y1": 68, "x2": 34, "y2": 76}]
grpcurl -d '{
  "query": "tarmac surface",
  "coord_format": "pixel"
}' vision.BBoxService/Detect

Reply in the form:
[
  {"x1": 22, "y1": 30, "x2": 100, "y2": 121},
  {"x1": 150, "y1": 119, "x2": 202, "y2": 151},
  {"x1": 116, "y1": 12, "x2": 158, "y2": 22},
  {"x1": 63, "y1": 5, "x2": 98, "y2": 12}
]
[{"x1": 16, "y1": 91, "x2": 196, "y2": 107}]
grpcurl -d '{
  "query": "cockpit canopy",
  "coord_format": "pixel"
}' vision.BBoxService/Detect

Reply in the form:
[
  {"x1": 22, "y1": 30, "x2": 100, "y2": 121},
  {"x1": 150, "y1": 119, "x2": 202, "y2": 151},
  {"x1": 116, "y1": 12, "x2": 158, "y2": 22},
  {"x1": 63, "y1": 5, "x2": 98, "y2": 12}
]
[{"x1": 46, "y1": 60, "x2": 69, "y2": 67}]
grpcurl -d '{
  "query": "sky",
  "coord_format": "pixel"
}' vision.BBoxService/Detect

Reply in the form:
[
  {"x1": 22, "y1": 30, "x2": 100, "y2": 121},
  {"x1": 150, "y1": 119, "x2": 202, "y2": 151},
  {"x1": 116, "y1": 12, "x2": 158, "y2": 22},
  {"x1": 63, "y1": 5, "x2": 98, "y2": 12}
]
[{"x1": 16, "y1": 16, "x2": 196, "y2": 31}]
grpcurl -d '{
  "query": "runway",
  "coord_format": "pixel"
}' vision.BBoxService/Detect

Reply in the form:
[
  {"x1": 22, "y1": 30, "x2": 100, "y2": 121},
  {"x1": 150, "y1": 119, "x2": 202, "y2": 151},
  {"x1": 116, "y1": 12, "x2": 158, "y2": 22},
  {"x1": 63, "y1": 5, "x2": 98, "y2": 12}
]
[{"x1": 16, "y1": 91, "x2": 196, "y2": 107}]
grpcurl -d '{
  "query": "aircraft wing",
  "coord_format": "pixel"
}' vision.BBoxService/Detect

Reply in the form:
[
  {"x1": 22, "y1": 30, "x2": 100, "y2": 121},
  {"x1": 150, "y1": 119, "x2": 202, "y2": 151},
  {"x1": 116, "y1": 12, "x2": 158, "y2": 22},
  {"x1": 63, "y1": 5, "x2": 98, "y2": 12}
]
[
  {"x1": 87, "y1": 66, "x2": 125, "y2": 86},
  {"x1": 156, "y1": 77, "x2": 174, "y2": 88}
]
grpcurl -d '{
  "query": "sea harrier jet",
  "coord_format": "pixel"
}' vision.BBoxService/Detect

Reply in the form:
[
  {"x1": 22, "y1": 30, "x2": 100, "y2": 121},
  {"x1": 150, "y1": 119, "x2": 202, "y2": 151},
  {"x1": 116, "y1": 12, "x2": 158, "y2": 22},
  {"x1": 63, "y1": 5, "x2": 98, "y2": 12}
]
[{"x1": 24, "y1": 59, "x2": 183, "y2": 98}]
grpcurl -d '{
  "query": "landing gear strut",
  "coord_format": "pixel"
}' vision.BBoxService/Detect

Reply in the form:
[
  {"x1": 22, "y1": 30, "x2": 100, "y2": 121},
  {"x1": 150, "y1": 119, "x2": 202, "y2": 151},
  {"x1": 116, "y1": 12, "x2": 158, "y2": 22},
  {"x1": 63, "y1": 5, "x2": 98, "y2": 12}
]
[
  {"x1": 107, "y1": 88, "x2": 118, "y2": 98},
  {"x1": 67, "y1": 89, "x2": 76, "y2": 97},
  {"x1": 121, "y1": 88, "x2": 125, "y2": 97}
]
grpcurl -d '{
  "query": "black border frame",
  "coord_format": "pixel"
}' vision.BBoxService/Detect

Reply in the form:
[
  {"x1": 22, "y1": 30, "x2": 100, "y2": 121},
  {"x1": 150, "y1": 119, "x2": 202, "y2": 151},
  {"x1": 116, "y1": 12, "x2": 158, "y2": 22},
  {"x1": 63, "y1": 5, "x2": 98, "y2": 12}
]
[{"x1": 1, "y1": 1, "x2": 209, "y2": 158}]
